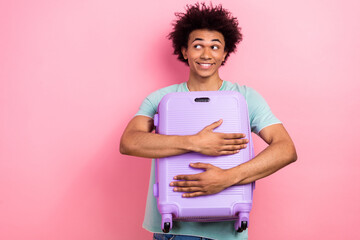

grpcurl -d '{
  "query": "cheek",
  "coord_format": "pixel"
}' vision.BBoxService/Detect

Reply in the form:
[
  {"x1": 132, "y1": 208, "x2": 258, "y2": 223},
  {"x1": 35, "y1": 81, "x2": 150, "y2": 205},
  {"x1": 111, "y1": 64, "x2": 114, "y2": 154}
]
[
  {"x1": 219, "y1": 53, "x2": 227, "y2": 63},
  {"x1": 215, "y1": 54, "x2": 225, "y2": 63},
  {"x1": 188, "y1": 51, "x2": 199, "y2": 60}
]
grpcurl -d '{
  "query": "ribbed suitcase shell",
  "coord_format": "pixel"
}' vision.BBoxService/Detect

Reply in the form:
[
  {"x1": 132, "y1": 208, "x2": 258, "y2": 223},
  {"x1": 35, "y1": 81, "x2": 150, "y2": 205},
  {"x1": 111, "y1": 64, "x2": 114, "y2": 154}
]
[{"x1": 153, "y1": 91, "x2": 255, "y2": 233}]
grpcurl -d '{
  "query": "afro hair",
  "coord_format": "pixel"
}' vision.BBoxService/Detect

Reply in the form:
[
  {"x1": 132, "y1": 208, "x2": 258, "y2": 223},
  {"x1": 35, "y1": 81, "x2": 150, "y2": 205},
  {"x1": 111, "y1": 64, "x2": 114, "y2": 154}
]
[{"x1": 168, "y1": 2, "x2": 242, "y2": 65}]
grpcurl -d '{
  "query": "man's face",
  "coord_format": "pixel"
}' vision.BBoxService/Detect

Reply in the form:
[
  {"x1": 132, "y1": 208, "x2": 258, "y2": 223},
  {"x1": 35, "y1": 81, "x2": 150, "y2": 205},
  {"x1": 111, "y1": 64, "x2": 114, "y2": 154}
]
[{"x1": 181, "y1": 29, "x2": 228, "y2": 80}]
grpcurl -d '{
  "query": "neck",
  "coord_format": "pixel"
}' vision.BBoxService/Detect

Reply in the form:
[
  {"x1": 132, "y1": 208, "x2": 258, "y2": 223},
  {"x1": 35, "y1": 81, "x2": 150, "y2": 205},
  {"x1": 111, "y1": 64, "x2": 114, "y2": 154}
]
[{"x1": 187, "y1": 72, "x2": 223, "y2": 91}]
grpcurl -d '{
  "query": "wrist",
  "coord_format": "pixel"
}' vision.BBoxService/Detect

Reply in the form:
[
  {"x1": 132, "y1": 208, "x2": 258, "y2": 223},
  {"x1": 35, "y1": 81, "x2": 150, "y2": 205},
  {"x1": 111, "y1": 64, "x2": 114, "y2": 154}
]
[
  {"x1": 226, "y1": 165, "x2": 246, "y2": 186},
  {"x1": 184, "y1": 134, "x2": 199, "y2": 152}
]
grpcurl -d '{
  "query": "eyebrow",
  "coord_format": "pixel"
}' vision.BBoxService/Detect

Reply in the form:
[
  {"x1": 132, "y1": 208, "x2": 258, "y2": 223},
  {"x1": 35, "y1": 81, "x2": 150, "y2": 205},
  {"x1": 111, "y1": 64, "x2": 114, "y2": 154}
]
[{"x1": 192, "y1": 38, "x2": 223, "y2": 44}]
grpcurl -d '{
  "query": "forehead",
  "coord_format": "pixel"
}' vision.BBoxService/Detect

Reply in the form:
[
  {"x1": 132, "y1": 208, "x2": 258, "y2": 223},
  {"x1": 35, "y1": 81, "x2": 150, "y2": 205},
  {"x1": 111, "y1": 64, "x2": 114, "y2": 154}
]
[{"x1": 188, "y1": 29, "x2": 225, "y2": 43}]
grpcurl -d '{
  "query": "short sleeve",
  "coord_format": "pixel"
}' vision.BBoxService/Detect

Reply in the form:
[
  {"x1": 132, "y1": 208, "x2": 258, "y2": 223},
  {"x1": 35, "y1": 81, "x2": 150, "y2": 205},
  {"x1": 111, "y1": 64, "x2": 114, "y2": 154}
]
[
  {"x1": 245, "y1": 87, "x2": 282, "y2": 134},
  {"x1": 133, "y1": 83, "x2": 185, "y2": 119},
  {"x1": 134, "y1": 96, "x2": 157, "y2": 119}
]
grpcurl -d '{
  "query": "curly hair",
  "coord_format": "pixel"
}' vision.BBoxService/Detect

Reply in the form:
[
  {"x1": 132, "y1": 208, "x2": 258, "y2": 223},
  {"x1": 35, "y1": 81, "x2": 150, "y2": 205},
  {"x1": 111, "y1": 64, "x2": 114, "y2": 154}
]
[{"x1": 168, "y1": 2, "x2": 242, "y2": 65}]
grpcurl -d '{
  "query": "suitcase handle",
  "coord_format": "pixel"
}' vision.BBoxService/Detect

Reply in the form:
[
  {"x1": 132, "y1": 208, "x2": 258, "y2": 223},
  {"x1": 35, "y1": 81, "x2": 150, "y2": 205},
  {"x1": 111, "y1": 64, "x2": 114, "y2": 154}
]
[{"x1": 194, "y1": 97, "x2": 210, "y2": 102}]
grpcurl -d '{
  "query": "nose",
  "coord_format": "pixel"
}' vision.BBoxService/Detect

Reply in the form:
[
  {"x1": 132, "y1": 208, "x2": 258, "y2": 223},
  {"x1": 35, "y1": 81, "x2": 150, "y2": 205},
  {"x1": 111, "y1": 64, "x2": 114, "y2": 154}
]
[{"x1": 200, "y1": 47, "x2": 212, "y2": 60}]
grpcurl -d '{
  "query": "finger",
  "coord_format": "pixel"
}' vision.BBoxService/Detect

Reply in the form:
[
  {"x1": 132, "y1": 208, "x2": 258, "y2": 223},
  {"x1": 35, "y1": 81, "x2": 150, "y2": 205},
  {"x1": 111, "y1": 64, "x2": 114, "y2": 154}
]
[
  {"x1": 173, "y1": 187, "x2": 203, "y2": 192},
  {"x1": 182, "y1": 192, "x2": 206, "y2": 198},
  {"x1": 223, "y1": 138, "x2": 249, "y2": 145},
  {"x1": 189, "y1": 162, "x2": 212, "y2": 169},
  {"x1": 170, "y1": 180, "x2": 201, "y2": 187},
  {"x1": 222, "y1": 133, "x2": 246, "y2": 139},
  {"x1": 221, "y1": 144, "x2": 247, "y2": 151},
  {"x1": 218, "y1": 149, "x2": 242, "y2": 155},
  {"x1": 173, "y1": 174, "x2": 201, "y2": 181},
  {"x1": 205, "y1": 119, "x2": 223, "y2": 130}
]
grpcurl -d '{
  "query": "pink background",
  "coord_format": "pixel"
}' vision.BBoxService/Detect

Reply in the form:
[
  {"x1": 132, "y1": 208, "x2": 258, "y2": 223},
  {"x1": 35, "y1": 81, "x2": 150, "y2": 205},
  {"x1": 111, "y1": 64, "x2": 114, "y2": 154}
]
[{"x1": 1, "y1": 0, "x2": 360, "y2": 239}]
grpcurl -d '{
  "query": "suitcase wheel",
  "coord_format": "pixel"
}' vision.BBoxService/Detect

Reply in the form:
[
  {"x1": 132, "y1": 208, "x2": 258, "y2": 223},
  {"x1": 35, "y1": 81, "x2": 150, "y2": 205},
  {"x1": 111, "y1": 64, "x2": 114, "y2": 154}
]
[
  {"x1": 237, "y1": 221, "x2": 248, "y2": 233},
  {"x1": 162, "y1": 222, "x2": 171, "y2": 233},
  {"x1": 161, "y1": 213, "x2": 172, "y2": 233}
]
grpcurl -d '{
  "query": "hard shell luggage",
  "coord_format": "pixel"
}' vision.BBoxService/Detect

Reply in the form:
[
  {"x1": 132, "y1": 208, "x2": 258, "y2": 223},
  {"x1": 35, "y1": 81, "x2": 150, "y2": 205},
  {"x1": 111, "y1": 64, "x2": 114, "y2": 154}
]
[{"x1": 153, "y1": 91, "x2": 255, "y2": 233}]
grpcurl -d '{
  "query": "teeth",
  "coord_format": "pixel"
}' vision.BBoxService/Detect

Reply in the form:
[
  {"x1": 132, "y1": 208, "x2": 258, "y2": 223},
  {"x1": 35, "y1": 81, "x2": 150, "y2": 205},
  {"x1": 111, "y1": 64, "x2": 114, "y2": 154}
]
[{"x1": 200, "y1": 63, "x2": 211, "y2": 66}]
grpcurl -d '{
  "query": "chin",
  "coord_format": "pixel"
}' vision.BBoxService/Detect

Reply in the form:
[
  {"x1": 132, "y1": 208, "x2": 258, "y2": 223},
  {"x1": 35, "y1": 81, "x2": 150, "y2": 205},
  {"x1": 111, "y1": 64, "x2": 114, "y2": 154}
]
[{"x1": 198, "y1": 72, "x2": 216, "y2": 79}]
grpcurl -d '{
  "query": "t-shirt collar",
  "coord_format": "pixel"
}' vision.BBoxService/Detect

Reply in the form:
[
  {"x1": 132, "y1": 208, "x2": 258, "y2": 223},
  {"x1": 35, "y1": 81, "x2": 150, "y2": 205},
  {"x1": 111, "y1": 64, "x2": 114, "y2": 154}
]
[{"x1": 183, "y1": 80, "x2": 225, "y2": 92}]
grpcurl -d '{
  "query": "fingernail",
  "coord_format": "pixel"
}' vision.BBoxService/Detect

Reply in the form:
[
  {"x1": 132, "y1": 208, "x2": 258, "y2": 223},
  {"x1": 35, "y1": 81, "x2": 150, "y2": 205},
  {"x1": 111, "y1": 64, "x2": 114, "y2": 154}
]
[
  {"x1": 173, "y1": 176, "x2": 177, "y2": 180},
  {"x1": 173, "y1": 188, "x2": 177, "y2": 191},
  {"x1": 170, "y1": 182, "x2": 174, "y2": 186}
]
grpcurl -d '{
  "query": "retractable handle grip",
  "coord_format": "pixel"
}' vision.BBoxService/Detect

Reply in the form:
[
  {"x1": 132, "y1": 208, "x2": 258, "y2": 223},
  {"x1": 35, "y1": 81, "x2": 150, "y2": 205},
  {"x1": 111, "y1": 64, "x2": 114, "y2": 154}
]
[{"x1": 194, "y1": 97, "x2": 210, "y2": 102}]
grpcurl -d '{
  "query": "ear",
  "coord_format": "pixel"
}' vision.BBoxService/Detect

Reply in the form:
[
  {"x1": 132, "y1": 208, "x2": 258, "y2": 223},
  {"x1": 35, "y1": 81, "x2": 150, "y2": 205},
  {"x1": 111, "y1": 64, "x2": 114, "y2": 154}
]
[
  {"x1": 181, "y1": 47, "x2": 188, "y2": 60},
  {"x1": 222, "y1": 51, "x2": 228, "y2": 62}
]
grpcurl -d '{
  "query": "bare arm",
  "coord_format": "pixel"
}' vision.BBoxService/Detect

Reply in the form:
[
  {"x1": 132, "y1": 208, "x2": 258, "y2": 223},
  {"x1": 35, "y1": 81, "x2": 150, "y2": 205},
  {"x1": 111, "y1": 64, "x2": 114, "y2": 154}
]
[
  {"x1": 120, "y1": 116, "x2": 192, "y2": 158},
  {"x1": 229, "y1": 123, "x2": 297, "y2": 185},
  {"x1": 120, "y1": 116, "x2": 248, "y2": 158},
  {"x1": 171, "y1": 123, "x2": 297, "y2": 197}
]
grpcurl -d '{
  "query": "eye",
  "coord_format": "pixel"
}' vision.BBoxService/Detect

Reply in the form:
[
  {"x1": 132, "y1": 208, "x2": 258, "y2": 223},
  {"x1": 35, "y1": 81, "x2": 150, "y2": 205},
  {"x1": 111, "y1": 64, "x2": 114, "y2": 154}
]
[
  {"x1": 194, "y1": 44, "x2": 202, "y2": 49},
  {"x1": 212, "y1": 45, "x2": 219, "y2": 50}
]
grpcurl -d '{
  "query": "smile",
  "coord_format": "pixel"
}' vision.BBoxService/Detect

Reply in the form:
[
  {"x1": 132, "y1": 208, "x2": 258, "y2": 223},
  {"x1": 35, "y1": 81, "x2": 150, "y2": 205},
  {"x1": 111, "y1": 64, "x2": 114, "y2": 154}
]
[{"x1": 197, "y1": 62, "x2": 214, "y2": 69}]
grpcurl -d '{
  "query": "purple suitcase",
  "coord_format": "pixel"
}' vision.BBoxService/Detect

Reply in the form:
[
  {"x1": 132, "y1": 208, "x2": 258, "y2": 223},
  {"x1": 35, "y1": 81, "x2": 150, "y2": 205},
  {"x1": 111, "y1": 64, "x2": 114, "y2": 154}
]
[{"x1": 153, "y1": 91, "x2": 255, "y2": 233}]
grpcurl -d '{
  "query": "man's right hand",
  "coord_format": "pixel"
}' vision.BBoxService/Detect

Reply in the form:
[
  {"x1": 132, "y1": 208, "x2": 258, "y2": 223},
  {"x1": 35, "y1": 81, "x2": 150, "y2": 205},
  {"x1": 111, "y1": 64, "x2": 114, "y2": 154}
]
[
  {"x1": 189, "y1": 119, "x2": 248, "y2": 156},
  {"x1": 120, "y1": 116, "x2": 248, "y2": 159}
]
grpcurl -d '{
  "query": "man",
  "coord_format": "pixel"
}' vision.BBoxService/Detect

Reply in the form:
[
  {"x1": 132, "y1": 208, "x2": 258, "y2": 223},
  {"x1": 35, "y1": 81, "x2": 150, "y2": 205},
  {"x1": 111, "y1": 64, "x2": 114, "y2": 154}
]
[{"x1": 120, "y1": 3, "x2": 297, "y2": 240}]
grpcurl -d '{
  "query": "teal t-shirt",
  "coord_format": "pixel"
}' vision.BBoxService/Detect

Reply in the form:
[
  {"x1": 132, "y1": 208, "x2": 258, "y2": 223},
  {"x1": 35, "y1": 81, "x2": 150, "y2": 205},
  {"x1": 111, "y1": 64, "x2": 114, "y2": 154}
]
[{"x1": 135, "y1": 80, "x2": 281, "y2": 240}]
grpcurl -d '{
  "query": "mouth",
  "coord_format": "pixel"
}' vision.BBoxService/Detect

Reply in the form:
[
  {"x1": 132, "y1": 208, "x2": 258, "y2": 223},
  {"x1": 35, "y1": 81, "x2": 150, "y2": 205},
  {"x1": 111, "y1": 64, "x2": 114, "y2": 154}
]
[{"x1": 197, "y1": 62, "x2": 215, "y2": 69}]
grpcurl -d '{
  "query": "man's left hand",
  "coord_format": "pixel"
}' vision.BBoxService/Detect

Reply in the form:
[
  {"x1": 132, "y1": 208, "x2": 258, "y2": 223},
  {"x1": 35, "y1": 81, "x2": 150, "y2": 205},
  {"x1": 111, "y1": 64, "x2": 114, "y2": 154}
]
[{"x1": 170, "y1": 162, "x2": 235, "y2": 198}]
